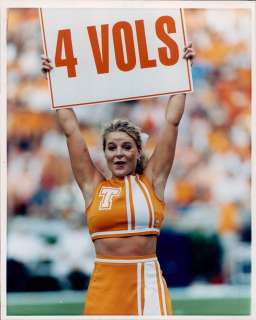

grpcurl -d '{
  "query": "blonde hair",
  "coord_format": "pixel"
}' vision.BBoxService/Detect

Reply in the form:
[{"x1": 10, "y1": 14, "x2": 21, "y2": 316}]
[{"x1": 102, "y1": 119, "x2": 147, "y2": 174}]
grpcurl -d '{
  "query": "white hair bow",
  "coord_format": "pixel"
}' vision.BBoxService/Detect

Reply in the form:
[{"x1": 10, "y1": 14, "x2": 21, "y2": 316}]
[{"x1": 141, "y1": 132, "x2": 149, "y2": 146}]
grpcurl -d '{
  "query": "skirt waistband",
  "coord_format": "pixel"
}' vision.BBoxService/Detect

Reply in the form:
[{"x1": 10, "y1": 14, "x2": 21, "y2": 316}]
[{"x1": 95, "y1": 254, "x2": 157, "y2": 264}]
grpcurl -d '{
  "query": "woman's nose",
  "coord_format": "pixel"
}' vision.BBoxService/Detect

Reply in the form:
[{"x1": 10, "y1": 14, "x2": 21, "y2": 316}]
[{"x1": 116, "y1": 147, "x2": 124, "y2": 157}]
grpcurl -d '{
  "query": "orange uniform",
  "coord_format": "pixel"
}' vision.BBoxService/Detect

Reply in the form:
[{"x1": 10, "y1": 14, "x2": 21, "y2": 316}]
[
  {"x1": 87, "y1": 174, "x2": 165, "y2": 240},
  {"x1": 84, "y1": 174, "x2": 172, "y2": 316}
]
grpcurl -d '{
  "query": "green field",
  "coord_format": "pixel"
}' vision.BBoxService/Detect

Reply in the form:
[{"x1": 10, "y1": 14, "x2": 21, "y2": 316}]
[{"x1": 7, "y1": 288, "x2": 251, "y2": 316}]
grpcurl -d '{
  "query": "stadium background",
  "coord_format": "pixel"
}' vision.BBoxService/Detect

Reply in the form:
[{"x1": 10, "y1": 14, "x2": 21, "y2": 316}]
[{"x1": 6, "y1": 7, "x2": 251, "y2": 315}]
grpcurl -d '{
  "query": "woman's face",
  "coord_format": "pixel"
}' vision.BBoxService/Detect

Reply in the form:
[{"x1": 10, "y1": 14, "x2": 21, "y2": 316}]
[{"x1": 104, "y1": 131, "x2": 140, "y2": 178}]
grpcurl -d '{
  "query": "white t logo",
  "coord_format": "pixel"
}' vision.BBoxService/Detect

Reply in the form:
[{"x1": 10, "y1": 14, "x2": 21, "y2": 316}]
[{"x1": 99, "y1": 187, "x2": 121, "y2": 210}]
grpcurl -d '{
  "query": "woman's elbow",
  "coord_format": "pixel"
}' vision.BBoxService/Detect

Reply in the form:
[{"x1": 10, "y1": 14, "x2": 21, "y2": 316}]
[{"x1": 165, "y1": 115, "x2": 181, "y2": 127}]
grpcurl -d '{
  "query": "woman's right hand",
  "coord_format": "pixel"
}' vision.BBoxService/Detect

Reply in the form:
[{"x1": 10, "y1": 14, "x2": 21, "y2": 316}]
[{"x1": 40, "y1": 55, "x2": 53, "y2": 77}]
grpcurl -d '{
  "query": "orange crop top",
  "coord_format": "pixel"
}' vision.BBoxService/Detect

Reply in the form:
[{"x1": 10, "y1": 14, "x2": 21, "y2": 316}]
[{"x1": 86, "y1": 174, "x2": 165, "y2": 240}]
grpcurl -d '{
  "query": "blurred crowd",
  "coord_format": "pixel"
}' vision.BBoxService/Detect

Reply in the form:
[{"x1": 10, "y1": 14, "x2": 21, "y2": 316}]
[{"x1": 7, "y1": 8, "x2": 251, "y2": 291}]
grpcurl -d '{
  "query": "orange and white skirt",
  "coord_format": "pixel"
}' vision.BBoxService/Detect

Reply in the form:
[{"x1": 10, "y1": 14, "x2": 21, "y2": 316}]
[{"x1": 84, "y1": 254, "x2": 172, "y2": 315}]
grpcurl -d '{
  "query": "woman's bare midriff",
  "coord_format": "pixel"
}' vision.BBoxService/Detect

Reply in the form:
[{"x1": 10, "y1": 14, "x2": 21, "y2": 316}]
[{"x1": 94, "y1": 235, "x2": 157, "y2": 256}]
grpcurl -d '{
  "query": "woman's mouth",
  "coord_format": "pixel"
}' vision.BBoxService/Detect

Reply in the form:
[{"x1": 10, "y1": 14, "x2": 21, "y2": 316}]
[{"x1": 114, "y1": 161, "x2": 126, "y2": 168}]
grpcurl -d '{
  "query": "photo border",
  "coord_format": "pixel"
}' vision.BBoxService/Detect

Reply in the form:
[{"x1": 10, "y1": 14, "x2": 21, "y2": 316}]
[{"x1": 1, "y1": 1, "x2": 255, "y2": 320}]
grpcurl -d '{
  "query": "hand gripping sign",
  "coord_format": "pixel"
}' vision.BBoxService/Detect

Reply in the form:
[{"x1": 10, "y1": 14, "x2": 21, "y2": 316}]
[{"x1": 39, "y1": 8, "x2": 193, "y2": 109}]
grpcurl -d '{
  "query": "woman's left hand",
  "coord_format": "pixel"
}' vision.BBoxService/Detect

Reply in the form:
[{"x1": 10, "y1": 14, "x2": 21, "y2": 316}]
[{"x1": 183, "y1": 42, "x2": 195, "y2": 65}]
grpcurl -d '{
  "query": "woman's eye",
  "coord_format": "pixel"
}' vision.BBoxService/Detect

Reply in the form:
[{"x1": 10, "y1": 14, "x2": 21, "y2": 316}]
[
  {"x1": 108, "y1": 145, "x2": 115, "y2": 151},
  {"x1": 123, "y1": 145, "x2": 132, "y2": 150}
]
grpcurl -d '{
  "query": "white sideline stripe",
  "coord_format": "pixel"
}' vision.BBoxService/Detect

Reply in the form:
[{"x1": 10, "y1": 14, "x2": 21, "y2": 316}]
[
  {"x1": 137, "y1": 263, "x2": 142, "y2": 315},
  {"x1": 95, "y1": 257, "x2": 157, "y2": 264},
  {"x1": 91, "y1": 228, "x2": 159, "y2": 238},
  {"x1": 124, "y1": 176, "x2": 132, "y2": 230},
  {"x1": 7, "y1": 286, "x2": 250, "y2": 306},
  {"x1": 156, "y1": 262, "x2": 167, "y2": 315},
  {"x1": 137, "y1": 176, "x2": 155, "y2": 228}
]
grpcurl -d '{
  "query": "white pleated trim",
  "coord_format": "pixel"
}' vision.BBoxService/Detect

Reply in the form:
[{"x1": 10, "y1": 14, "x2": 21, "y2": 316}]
[{"x1": 143, "y1": 261, "x2": 161, "y2": 315}]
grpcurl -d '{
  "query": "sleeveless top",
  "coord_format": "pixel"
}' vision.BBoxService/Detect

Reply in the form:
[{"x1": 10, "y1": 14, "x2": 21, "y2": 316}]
[{"x1": 86, "y1": 174, "x2": 165, "y2": 240}]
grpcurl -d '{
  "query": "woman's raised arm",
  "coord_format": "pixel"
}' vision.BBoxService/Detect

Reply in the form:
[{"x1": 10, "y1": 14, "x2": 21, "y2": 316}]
[
  {"x1": 56, "y1": 108, "x2": 104, "y2": 197},
  {"x1": 41, "y1": 56, "x2": 104, "y2": 199},
  {"x1": 144, "y1": 43, "x2": 195, "y2": 200}
]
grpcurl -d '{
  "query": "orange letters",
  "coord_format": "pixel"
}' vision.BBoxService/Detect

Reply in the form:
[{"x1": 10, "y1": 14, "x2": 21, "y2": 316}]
[
  {"x1": 156, "y1": 16, "x2": 179, "y2": 66},
  {"x1": 55, "y1": 29, "x2": 78, "y2": 78},
  {"x1": 135, "y1": 20, "x2": 157, "y2": 68},
  {"x1": 54, "y1": 17, "x2": 179, "y2": 76},
  {"x1": 87, "y1": 25, "x2": 109, "y2": 74},
  {"x1": 112, "y1": 22, "x2": 137, "y2": 72}
]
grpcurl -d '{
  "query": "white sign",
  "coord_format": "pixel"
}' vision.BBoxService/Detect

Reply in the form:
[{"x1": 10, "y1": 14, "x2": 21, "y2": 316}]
[{"x1": 40, "y1": 8, "x2": 193, "y2": 109}]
